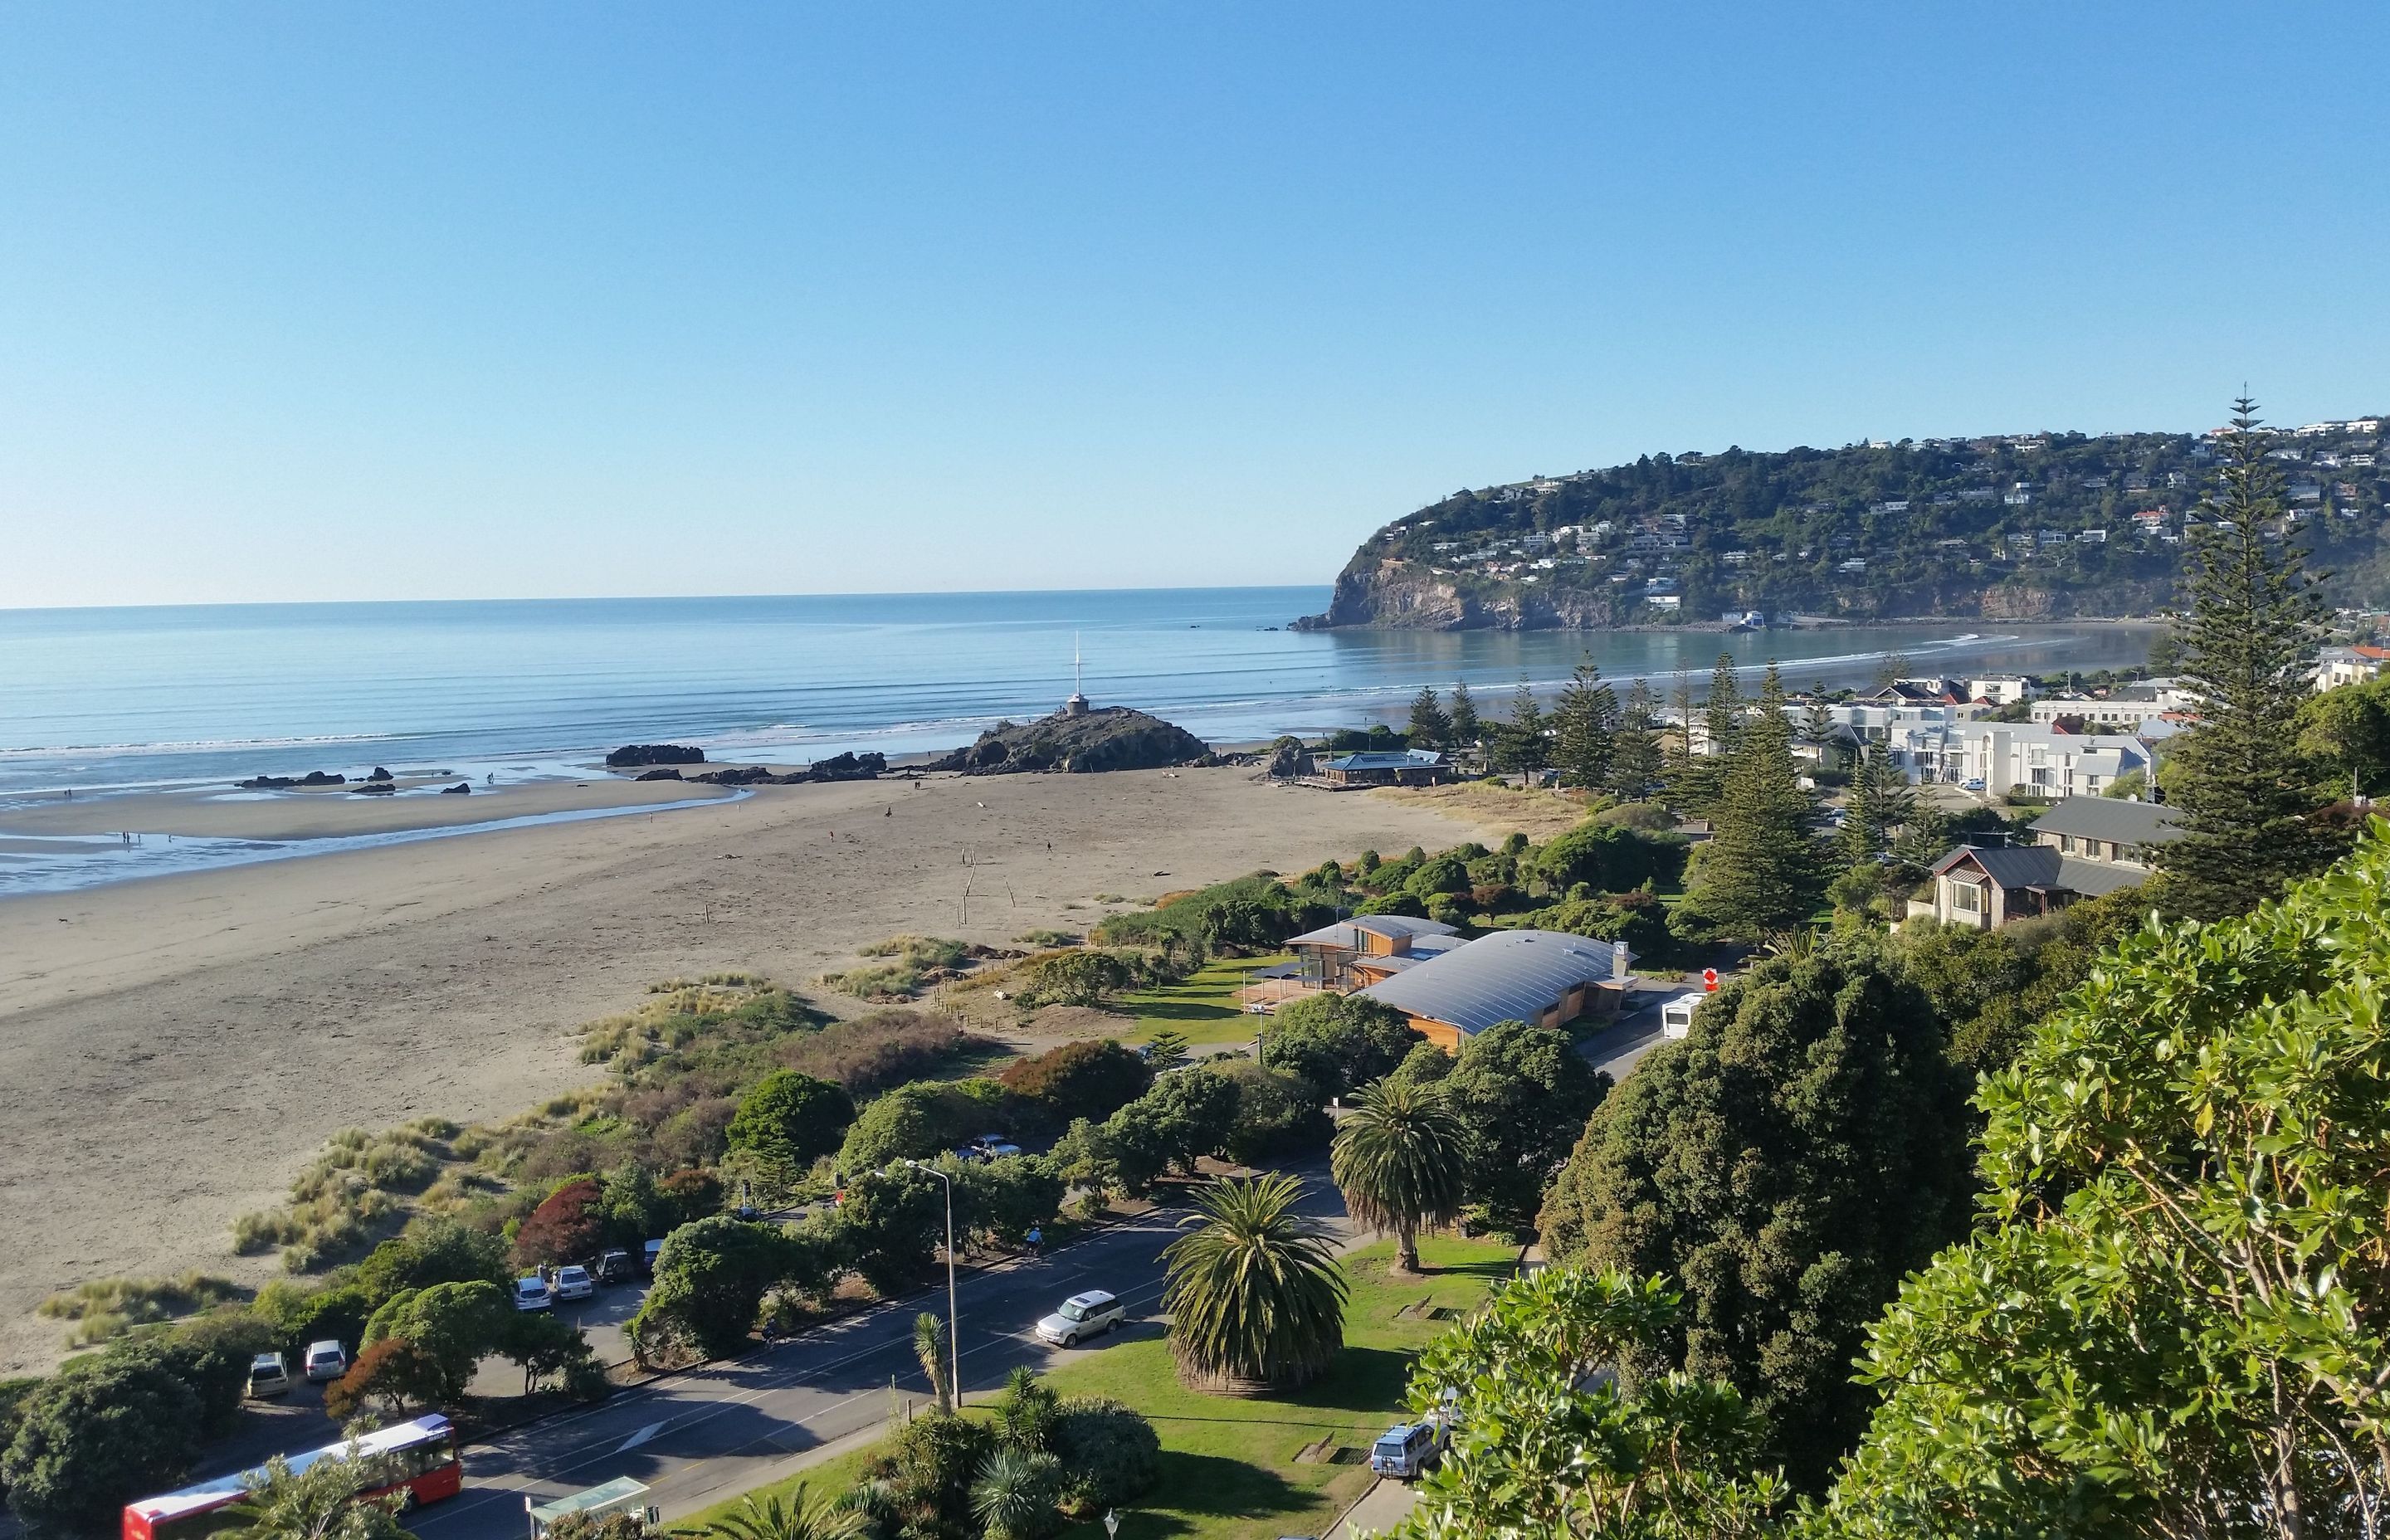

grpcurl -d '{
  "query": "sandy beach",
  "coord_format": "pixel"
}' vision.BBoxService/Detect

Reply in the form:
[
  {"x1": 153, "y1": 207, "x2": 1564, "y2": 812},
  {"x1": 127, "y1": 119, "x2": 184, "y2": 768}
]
[{"x1": 0, "y1": 768, "x2": 1480, "y2": 1374}]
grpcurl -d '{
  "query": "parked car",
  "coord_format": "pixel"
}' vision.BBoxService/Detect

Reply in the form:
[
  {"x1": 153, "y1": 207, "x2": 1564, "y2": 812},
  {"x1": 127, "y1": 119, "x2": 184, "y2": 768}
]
[
  {"x1": 597, "y1": 1249, "x2": 635, "y2": 1284},
  {"x1": 1368, "y1": 1419, "x2": 1447, "y2": 1479},
  {"x1": 553, "y1": 1265, "x2": 595, "y2": 1302},
  {"x1": 642, "y1": 1238, "x2": 666, "y2": 1277},
  {"x1": 514, "y1": 1274, "x2": 555, "y2": 1312},
  {"x1": 968, "y1": 1133, "x2": 1025, "y2": 1161},
  {"x1": 1962, "y1": 778, "x2": 1987, "y2": 792},
  {"x1": 301, "y1": 1340, "x2": 349, "y2": 1382},
  {"x1": 1035, "y1": 1289, "x2": 1125, "y2": 1348},
  {"x1": 247, "y1": 1352, "x2": 291, "y2": 1398}
]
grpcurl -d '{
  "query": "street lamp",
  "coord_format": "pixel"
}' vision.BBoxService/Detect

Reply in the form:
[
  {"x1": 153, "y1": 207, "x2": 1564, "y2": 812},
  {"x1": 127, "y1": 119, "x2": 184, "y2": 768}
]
[{"x1": 901, "y1": 1159, "x2": 961, "y2": 1409}]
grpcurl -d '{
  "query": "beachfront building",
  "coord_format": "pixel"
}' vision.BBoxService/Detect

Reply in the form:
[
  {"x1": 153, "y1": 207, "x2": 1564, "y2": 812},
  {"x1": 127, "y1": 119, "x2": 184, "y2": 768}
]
[
  {"x1": 2027, "y1": 678, "x2": 2200, "y2": 729},
  {"x1": 2315, "y1": 644, "x2": 2390, "y2": 690},
  {"x1": 1912, "y1": 797, "x2": 2182, "y2": 929},
  {"x1": 1354, "y1": 928, "x2": 1630, "y2": 1053},
  {"x1": 1320, "y1": 748, "x2": 1452, "y2": 787},
  {"x1": 1284, "y1": 914, "x2": 1462, "y2": 991}
]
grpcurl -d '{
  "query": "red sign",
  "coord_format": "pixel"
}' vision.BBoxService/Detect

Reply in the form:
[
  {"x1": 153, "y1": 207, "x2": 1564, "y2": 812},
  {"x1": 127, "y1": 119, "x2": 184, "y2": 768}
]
[{"x1": 1701, "y1": 967, "x2": 1719, "y2": 992}]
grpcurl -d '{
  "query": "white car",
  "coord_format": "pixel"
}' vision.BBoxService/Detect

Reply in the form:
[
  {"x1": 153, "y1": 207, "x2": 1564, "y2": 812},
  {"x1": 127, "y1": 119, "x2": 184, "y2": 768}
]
[
  {"x1": 247, "y1": 1352, "x2": 291, "y2": 1398},
  {"x1": 514, "y1": 1275, "x2": 554, "y2": 1312},
  {"x1": 553, "y1": 1265, "x2": 595, "y2": 1302},
  {"x1": 1035, "y1": 1289, "x2": 1125, "y2": 1348},
  {"x1": 302, "y1": 1340, "x2": 349, "y2": 1382}
]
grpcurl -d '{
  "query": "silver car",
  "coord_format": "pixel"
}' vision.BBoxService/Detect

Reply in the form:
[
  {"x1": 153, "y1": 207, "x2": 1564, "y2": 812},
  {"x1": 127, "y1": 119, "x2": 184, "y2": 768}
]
[
  {"x1": 1035, "y1": 1289, "x2": 1125, "y2": 1348},
  {"x1": 302, "y1": 1340, "x2": 349, "y2": 1382}
]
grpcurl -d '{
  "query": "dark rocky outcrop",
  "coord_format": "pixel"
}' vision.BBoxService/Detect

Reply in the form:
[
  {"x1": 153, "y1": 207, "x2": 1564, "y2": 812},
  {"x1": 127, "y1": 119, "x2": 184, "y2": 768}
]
[
  {"x1": 635, "y1": 768, "x2": 685, "y2": 782},
  {"x1": 441, "y1": 782, "x2": 471, "y2": 794},
  {"x1": 687, "y1": 752, "x2": 890, "y2": 787},
  {"x1": 367, "y1": 767, "x2": 393, "y2": 782},
  {"x1": 352, "y1": 781, "x2": 396, "y2": 796},
  {"x1": 929, "y1": 706, "x2": 1208, "y2": 775},
  {"x1": 237, "y1": 775, "x2": 299, "y2": 789},
  {"x1": 607, "y1": 743, "x2": 708, "y2": 768}
]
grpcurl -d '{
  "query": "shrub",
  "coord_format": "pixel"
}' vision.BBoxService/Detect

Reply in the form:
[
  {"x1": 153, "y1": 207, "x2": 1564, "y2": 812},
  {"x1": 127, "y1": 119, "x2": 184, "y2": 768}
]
[
  {"x1": 631, "y1": 1217, "x2": 809, "y2": 1362},
  {"x1": 725, "y1": 1070, "x2": 856, "y2": 1177},
  {"x1": 0, "y1": 1359, "x2": 201, "y2": 1533},
  {"x1": 824, "y1": 1168, "x2": 944, "y2": 1297},
  {"x1": 1051, "y1": 1396, "x2": 1161, "y2": 1513},
  {"x1": 1016, "y1": 950, "x2": 1135, "y2": 1008},
  {"x1": 513, "y1": 1178, "x2": 606, "y2": 1267},
  {"x1": 777, "y1": 1011, "x2": 999, "y2": 1097},
  {"x1": 998, "y1": 1040, "x2": 1152, "y2": 1129},
  {"x1": 1529, "y1": 821, "x2": 1689, "y2": 895},
  {"x1": 360, "y1": 1280, "x2": 511, "y2": 1404},
  {"x1": 1217, "y1": 1060, "x2": 1330, "y2": 1164},
  {"x1": 1260, "y1": 992, "x2": 1422, "y2": 1099},
  {"x1": 36, "y1": 1274, "x2": 246, "y2": 1346},
  {"x1": 323, "y1": 1337, "x2": 443, "y2": 1424}
]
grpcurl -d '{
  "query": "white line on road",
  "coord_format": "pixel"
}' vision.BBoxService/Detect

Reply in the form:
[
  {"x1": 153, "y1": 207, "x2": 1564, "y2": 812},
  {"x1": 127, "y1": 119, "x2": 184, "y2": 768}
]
[{"x1": 614, "y1": 1421, "x2": 666, "y2": 1455}]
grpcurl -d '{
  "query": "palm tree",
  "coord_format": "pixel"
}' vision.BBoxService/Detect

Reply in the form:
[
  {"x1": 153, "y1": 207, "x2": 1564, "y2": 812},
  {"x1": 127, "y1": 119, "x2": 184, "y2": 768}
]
[
  {"x1": 913, "y1": 1310, "x2": 951, "y2": 1414},
  {"x1": 1161, "y1": 1172, "x2": 1348, "y2": 1391},
  {"x1": 705, "y1": 1486, "x2": 865, "y2": 1540},
  {"x1": 968, "y1": 1447, "x2": 1061, "y2": 1540},
  {"x1": 1330, "y1": 1075, "x2": 1467, "y2": 1274},
  {"x1": 221, "y1": 1453, "x2": 407, "y2": 1540}
]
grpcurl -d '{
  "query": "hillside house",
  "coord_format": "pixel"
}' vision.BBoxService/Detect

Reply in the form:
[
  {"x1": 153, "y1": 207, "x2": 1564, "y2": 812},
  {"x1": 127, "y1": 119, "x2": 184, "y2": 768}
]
[
  {"x1": 2316, "y1": 644, "x2": 2390, "y2": 690},
  {"x1": 1285, "y1": 915, "x2": 1462, "y2": 991},
  {"x1": 1914, "y1": 798, "x2": 2182, "y2": 929}
]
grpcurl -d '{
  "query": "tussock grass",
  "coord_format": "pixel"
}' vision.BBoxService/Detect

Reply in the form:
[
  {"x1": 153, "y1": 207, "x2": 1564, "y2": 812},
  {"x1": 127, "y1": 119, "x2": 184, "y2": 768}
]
[
  {"x1": 40, "y1": 1273, "x2": 247, "y2": 1345},
  {"x1": 820, "y1": 935, "x2": 971, "y2": 1000}
]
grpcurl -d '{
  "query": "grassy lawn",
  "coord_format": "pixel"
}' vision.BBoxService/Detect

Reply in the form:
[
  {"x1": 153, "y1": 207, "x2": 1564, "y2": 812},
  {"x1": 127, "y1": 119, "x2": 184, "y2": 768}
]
[
  {"x1": 671, "y1": 1235, "x2": 1517, "y2": 1540},
  {"x1": 1117, "y1": 955, "x2": 1290, "y2": 1047}
]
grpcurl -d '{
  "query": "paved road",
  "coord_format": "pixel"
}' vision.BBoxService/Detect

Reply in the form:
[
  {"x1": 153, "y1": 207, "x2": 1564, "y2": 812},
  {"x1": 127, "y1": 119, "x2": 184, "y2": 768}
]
[{"x1": 403, "y1": 1170, "x2": 1354, "y2": 1539}]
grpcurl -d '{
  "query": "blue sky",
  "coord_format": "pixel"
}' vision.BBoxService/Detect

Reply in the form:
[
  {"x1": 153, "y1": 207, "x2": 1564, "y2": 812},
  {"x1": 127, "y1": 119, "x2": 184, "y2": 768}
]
[{"x1": 2, "y1": 3, "x2": 2384, "y2": 607}]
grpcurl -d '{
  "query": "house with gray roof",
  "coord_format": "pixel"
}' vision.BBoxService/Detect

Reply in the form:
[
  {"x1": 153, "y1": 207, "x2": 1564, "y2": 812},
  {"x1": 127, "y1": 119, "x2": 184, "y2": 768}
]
[
  {"x1": 1285, "y1": 914, "x2": 1461, "y2": 990},
  {"x1": 1321, "y1": 748, "x2": 1451, "y2": 787},
  {"x1": 1913, "y1": 797, "x2": 2183, "y2": 929},
  {"x1": 1354, "y1": 929, "x2": 1629, "y2": 1053}
]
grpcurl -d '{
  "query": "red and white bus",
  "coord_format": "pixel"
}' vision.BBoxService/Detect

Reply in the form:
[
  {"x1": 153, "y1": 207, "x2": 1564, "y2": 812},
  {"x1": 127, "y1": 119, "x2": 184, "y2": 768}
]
[{"x1": 123, "y1": 1415, "x2": 461, "y2": 1540}]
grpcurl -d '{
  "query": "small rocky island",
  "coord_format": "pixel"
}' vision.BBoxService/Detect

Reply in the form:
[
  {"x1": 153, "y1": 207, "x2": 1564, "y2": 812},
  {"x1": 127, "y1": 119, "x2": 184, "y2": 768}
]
[{"x1": 932, "y1": 689, "x2": 1209, "y2": 775}]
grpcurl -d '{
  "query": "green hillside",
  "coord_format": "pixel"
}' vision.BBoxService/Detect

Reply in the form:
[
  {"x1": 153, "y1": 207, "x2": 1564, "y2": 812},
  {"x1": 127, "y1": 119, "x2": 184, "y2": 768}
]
[{"x1": 1302, "y1": 418, "x2": 2390, "y2": 629}]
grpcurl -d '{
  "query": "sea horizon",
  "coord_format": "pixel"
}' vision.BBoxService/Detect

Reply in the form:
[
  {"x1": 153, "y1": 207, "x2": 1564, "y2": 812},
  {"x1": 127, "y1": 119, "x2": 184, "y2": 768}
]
[{"x1": 0, "y1": 587, "x2": 2158, "y2": 802}]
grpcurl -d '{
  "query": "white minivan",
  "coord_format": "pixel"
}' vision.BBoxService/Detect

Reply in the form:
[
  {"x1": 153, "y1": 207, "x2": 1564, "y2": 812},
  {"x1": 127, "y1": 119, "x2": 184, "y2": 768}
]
[{"x1": 1035, "y1": 1289, "x2": 1125, "y2": 1348}]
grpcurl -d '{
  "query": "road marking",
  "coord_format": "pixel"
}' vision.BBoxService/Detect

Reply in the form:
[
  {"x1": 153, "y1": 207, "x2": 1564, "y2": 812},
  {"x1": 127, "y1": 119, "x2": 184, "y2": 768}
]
[{"x1": 614, "y1": 1421, "x2": 665, "y2": 1454}]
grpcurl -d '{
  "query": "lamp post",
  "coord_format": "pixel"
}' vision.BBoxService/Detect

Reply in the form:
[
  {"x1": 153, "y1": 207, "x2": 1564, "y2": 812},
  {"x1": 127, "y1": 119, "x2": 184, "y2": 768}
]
[{"x1": 902, "y1": 1159, "x2": 961, "y2": 1410}]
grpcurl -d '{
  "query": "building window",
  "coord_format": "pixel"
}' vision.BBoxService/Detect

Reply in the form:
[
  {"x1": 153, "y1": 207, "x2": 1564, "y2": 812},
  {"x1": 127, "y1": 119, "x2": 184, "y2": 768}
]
[{"x1": 1948, "y1": 880, "x2": 1983, "y2": 914}]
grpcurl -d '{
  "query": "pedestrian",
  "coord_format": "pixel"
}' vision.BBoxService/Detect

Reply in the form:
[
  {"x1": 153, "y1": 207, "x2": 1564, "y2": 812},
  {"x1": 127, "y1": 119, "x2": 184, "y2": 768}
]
[{"x1": 1025, "y1": 1225, "x2": 1042, "y2": 1256}]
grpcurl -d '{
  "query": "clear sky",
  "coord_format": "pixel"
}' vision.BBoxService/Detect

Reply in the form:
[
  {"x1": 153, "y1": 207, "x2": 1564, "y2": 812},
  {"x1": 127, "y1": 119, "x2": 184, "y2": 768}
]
[{"x1": 2, "y1": 4, "x2": 2385, "y2": 608}]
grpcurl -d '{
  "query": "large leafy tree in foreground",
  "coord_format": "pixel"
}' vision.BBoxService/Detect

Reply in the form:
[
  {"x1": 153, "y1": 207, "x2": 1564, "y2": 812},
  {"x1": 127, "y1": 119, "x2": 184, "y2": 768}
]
[
  {"x1": 2152, "y1": 398, "x2": 2346, "y2": 920},
  {"x1": 1538, "y1": 945, "x2": 1971, "y2": 1489},
  {"x1": 1390, "y1": 1267, "x2": 1788, "y2": 1540},
  {"x1": 222, "y1": 1450, "x2": 413, "y2": 1540},
  {"x1": 1330, "y1": 1077, "x2": 1467, "y2": 1274},
  {"x1": 1160, "y1": 1172, "x2": 1346, "y2": 1391},
  {"x1": 1441, "y1": 1018, "x2": 1608, "y2": 1240},
  {"x1": 1830, "y1": 819, "x2": 2390, "y2": 1536}
]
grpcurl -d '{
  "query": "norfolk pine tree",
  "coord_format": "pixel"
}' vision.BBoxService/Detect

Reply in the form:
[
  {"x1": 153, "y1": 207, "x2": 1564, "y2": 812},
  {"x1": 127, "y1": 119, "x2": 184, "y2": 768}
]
[
  {"x1": 1676, "y1": 664, "x2": 1826, "y2": 948},
  {"x1": 1407, "y1": 686, "x2": 1452, "y2": 748},
  {"x1": 1607, "y1": 680, "x2": 1666, "y2": 800},
  {"x1": 1552, "y1": 656, "x2": 1619, "y2": 790},
  {"x1": 1447, "y1": 680, "x2": 1481, "y2": 748},
  {"x1": 1498, "y1": 680, "x2": 1549, "y2": 777},
  {"x1": 2151, "y1": 399, "x2": 2346, "y2": 921}
]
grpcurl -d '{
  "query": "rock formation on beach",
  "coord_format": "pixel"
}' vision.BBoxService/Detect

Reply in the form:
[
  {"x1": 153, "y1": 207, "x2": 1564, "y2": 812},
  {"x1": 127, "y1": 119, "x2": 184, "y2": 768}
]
[
  {"x1": 930, "y1": 704, "x2": 1209, "y2": 775},
  {"x1": 607, "y1": 743, "x2": 708, "y2": 768},
  {"x1": 688, "y1": 751, "x2": 890, "y2": 787}
]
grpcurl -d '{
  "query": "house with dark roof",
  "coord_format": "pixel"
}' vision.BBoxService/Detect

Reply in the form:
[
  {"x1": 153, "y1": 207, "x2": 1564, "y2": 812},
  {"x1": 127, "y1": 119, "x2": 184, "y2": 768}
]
[
  {"x1": 1914, "y1": 797, "x2": 2183, "y2": 928},
  {"x1": 1285, "y1": 914, "x2": 1462, "y2": 990},
  {"x1": 1354, "y1": 928, "x2": 1631, "y2": 1053},
  {"x1": 1320, "y1": 748, "x2": 1451, "y2": 787}
]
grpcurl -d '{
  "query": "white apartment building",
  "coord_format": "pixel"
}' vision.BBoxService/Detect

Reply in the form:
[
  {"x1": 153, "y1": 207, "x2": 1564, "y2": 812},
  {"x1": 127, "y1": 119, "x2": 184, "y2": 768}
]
[
  {"x1": 1965, "y1": 675, "x2": 2036, "y2": 706},
  {"x1": 2027, "y1": 679, "x2": 2200, "y2": 729}
]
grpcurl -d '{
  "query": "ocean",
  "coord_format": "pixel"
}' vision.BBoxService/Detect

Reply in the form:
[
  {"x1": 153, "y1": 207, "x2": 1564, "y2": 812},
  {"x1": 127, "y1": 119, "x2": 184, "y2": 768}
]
[{"x1": 0, "y1": 588, "x2": 2156, "y2": 797}]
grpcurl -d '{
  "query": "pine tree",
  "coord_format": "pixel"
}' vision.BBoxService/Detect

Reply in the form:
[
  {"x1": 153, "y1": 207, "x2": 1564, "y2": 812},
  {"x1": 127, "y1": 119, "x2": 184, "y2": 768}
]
[
  {"x1": 1447, "y1": 680, "x2": 1481, "y2": 748},
  {"x1": 1840, "y1": 744, "x2": 1914, "y2": 865},
  {"x1": 1551, "y1": 656, "x2": 1618, "y2": 791},
  {"x1": 1801, "y1": 697, "x2": 1836, "y2": 769},
  {"x1": 1607, "y1": 681, "x2": 1666, "y2": 800},
  {"x1": 1663, "y1": 676, "x2": 1699, "y2": 805},
  {"x1": 1675, "y1": 655, "x2": 1744, "y2": 814},
  {"x1": 2150, "y1": 400, "x2": 2346, "y2": 920},
  {"x1": 1497, "y1": 680, "x2": 1550, "y2": 777},
  {"x1": 1677, "y1": 662, "x2": 1826, "y2": 948},
  {"x1": 1407, "y1": 685, "x2": 1451, "y2": 748}
]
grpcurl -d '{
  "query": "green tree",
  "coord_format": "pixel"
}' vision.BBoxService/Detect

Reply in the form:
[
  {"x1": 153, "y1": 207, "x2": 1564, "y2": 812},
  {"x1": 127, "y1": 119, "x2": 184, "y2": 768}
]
[
  {"x1": 1538, "y1": 946, "x2": 1973, "y2": 1489},
  {"x1": 1161, "y1": 1173, "x2": 1347, "y2": 1391},
  {"x1": 823, "y1": 1167, "x2": 942, "y2": 1299},
  {"x1": 1832, "y1": 821, "x2": 2390, "y2": 1533},
  {"x1": 2150, "y1": 399, "x2": 2345, "y2": 920},
  {"x1": 1663, "y1": 676, "x2": 1700, "y2": 807},
  {"x1": 1259, "y1": 992, "x2": 1422, "y2": 1099},
  {"x1": 1329, "y1": 1078, "x2": 1468, "y2": 1273},
  {"x1": 631, "y1": 1216, "x2": 804, "y2": 1361},
  {"x1": 1701, "y1": 654, "x2": 1745, "y2": 762},
  {"x1": 703, "y1": 1486, "x2": 864, "y2": 1540},
  {"x1": 1442, "y1": 1020, "x2": 1608, "y2": 1240},
  {"x1": 2, "y1": 1358, "x2": 201, "y2": 1534},
  {"x1": 1674, "y1": 665, "x2": 1826, "y2": 948},
  {"x1": 1495, "y1": 681, "x2": 1549, "y2": 777},
  {"x1": 1140, "y1": 1028, "x2": 1188, "y2": 1071},
  {"x1": 1839, "y1": 745, "x2": 1913, "y2": 865},
  {"x1": 914, "y1": 1312, "x2": 952, "y2": 1416},
  {"x1": 2296, "y1": 674, "x2": 2390, "y2": 798},
  {"x1": 358, "y1": 1279, "x2": 510, "y2": 1405},
  {"x1": 220, "y1": 1449, "x2": 412, "y2": 1540},
  {"x1": 996, "y1": 1039, "x2": 1149, "y2": 1129},
  {"x1": 725, "y1": 1071, "x2": 856, "y2": 1182},
  {"x1": 1447, "y1": 680, "x2": 1482, "y2": 748},
  {"x1": 1607, "y1": 680, "x2": 1666, "y2": 800},
  {"x1": 1553, "y1": 656, "x2": 1619, "y2": 791},
  {"x1": 1407, "y1": 685, "x2": 1452, "y2": 748},
  {"x1": 1388, "y1": 1268, "x2": 1788, "y2": 1539}
]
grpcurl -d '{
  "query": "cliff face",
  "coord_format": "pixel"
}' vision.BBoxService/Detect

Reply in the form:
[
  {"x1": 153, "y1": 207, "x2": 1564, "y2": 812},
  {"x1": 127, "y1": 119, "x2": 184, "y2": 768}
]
[{"x1": 1310, "y1": 558, "x2": 1629, "y2": 631}]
